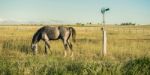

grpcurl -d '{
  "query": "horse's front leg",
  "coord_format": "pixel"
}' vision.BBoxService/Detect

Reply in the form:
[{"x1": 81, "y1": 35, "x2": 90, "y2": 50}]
[
  {"x1": 45, "y1": 42, "x2": 48, "y2": 54},
  {"x1": 44, "y1": 40, "x2": 51, "y2": 55},
  {"x1": 42, "y1": 33, "x2": 51, "y2": 55}
]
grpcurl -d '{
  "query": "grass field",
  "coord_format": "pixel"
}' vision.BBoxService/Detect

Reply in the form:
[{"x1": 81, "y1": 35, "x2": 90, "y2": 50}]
[{"x1": 0, "y1": 25, "x2": 150, "y2": 75}]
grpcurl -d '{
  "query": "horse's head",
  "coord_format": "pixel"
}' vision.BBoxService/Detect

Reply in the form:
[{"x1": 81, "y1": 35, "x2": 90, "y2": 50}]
[{"x1": 31, "y1": 43, "x2": 38, "y2": 55}]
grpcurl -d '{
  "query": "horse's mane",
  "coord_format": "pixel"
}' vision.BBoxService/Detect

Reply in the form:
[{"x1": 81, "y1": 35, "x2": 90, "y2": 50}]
[{"x1": 32, "y1": 27, "x2": 44, "y2": 44}]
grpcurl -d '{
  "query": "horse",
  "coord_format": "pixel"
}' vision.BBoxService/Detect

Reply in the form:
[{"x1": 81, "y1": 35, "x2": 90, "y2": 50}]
[{"x1": 31, "y1": 26, "x2": 76, "y2": 57}]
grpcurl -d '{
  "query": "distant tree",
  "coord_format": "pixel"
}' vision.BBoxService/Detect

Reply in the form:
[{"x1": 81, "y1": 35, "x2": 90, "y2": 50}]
[
  {"x1": 121, "y1": 22, "x2": 136, "y2": 26},
  {"x1": 87, "y1": 22, "x2": 92, "y2": 25},
  {"x1": 76, "y1": 23, "x2": 84, "y2": 26}
]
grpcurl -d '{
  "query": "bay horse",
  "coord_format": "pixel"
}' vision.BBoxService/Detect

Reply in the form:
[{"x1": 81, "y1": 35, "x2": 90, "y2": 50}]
[{"x1": 31, "y1": 26, "x2": 76, "y2": 57}]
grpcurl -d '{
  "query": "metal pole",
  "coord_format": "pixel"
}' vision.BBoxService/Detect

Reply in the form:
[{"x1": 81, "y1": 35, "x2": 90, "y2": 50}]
[{"x1": 102, "y1": 13, "x2": 105, "y2": 25}]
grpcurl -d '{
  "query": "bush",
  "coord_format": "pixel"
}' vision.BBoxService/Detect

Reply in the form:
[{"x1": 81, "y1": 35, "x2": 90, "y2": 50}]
[{"x1": 122, "y1": 57, "x2": 150, "y2": 75}]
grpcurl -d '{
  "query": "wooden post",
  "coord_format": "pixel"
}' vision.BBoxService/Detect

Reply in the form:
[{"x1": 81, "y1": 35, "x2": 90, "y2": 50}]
[
  {"x1": 101, "y1": 27, "x2": 107, "y2": 56},
  {"x1": 101, "y1": 13, "x2": 107, "y2": 56}
]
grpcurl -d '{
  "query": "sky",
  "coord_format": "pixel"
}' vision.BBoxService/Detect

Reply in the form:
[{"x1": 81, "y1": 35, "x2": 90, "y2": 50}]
[{"x1": 0, "y1": 0, "x2": 149, "y2": 24}]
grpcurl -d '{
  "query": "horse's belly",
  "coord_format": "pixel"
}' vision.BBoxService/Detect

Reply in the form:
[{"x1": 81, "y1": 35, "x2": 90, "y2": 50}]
[
  {"x1": 48, "y1": 30, "x2": 60, "y2": 40},
  {"x1": 48, "y1": 35, "x2": 59, "y2": 40}
]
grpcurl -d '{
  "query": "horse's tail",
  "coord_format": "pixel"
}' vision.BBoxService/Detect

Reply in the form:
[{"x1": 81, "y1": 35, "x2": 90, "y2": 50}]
[{"x1": 69, "y1": 27, "x2": 76, "y2": 42}]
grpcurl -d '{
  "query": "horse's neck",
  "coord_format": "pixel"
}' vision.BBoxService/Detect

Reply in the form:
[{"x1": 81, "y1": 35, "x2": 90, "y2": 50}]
[{"x1": 32, "y1": 32, "x2": 41, "y2": 44}]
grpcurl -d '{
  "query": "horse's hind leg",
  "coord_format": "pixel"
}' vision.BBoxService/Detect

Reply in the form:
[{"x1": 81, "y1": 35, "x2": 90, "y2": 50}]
[
  {"x1": 67, "y1": 40, "x2": 73, "y2": 57},
  {"x1": 62, "y1": 39, "x2": 68, "y2": 57},
  {"x1": 64, "y1": 44, "x2": 68, "y2": 57},
  {"x1": 67, "y1": 39, "x2": 72, "y2": 49}
]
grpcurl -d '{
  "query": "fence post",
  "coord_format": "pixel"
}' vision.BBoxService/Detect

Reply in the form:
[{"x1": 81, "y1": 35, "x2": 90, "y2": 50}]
[{"x1": 101, "y1": 27, "x2": 107, "y2": 56}]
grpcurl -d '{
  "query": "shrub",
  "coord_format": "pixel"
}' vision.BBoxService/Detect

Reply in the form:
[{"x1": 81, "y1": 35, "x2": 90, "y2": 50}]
[{"x1": 122, "y1": 57, "x2": 150, "y2": 75}]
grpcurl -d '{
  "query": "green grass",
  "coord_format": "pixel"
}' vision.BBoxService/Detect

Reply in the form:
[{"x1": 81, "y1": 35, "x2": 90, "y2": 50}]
[{"x1": 0, "y1": 25, "x2": 150, "y2": 75}]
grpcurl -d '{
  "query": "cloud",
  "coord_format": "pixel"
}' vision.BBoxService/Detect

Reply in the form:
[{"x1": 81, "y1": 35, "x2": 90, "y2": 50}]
[
  {"x1": 0, "y1": 18, "x2": 5, "y2": 22},
  {"x1": 0, "y1": 18, "x2": 22, "y2": 24},
  {"x1": 0, "y1": 18, "x2": 70, "y2": 24}
]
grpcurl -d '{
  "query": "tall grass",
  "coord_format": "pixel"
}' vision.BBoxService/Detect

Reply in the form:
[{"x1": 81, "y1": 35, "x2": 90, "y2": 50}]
[{"x1": 0, "y1": 25, "x2": 150, "y2": 75}]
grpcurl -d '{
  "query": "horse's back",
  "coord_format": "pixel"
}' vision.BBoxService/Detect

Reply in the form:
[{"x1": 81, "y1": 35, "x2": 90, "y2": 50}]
[
  {"x1": 39, "y1": 26, "x2": 71, "y2": 40},
  {"x1": 42, "y1": 26, "x2": 60, "y2": 40}
]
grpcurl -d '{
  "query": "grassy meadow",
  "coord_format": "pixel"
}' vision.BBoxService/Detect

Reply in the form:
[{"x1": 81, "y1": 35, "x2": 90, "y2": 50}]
[{"x1": 0, "y1": 25, "x2": 150, "y2": 75}]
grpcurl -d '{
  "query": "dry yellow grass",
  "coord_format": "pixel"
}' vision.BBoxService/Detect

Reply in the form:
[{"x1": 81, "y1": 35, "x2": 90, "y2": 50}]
[
  {"x1": 0, "y1": 25, "x2": 150, "y2": 75},
  {"x1": 0, "y1": 25, "x2": 150, "y2": 59}
]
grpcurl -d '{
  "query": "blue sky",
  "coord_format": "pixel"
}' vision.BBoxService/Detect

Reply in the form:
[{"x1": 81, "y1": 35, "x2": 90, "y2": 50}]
[{"x1": 0, "y1": 0, "x2": 149, "y2": 24}]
